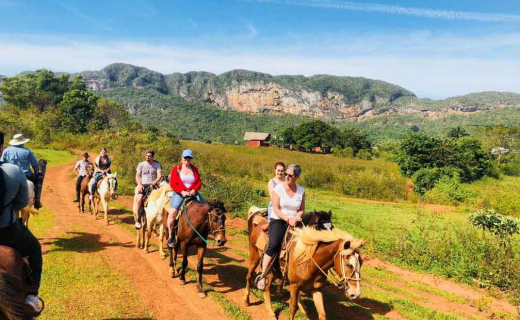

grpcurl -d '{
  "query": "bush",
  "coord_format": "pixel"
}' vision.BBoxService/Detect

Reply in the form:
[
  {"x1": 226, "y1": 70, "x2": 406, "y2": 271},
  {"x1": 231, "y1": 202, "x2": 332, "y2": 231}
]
[
  {"x1": 423, "y1": 176, "x2": 473, "y2": 205},
  {"x1": 356, "y1": 149, "x2": 372, "y2": 160},
  {"x1": 301, "y1": 168, "x2": 336, "y2": 189},
  {"x1": 412, "y1": 166, "x2": 462, "y2": 195}
]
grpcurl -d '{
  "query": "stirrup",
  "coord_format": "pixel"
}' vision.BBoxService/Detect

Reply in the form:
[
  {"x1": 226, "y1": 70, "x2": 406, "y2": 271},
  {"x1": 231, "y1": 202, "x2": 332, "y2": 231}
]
[{"x1": 255, "y1": 274, "x2": 267, "y2": 290}]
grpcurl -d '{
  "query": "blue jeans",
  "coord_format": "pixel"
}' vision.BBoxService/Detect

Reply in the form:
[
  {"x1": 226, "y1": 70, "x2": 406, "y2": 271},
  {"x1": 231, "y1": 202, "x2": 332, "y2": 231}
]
[{"x1": 170, "y1": 191, "x2": 205, "y2": 210}]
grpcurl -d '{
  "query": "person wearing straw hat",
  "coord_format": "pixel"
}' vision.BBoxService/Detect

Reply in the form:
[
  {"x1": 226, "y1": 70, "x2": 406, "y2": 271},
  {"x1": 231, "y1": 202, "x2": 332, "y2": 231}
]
[
  {"x1": 73, "y1": 152, "x2": 93, "y2": 203},
  {"x1": 1, "y1": 133, "x2": 43, "y2": 209},
  {"x1": 1, "y1": 133, "x2": 39, "y2": 181}
]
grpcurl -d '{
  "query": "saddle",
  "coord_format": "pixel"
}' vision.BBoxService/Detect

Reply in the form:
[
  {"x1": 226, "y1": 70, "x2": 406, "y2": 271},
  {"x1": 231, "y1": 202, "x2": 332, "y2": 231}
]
[{"x1": 0, "y1": 245, "x2": 35, "y2": 294}]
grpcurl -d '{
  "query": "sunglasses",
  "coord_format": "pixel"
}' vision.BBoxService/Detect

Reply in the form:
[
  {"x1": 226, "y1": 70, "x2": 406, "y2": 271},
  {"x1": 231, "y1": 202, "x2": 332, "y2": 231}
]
[
  {"x1": 183, "y1": 157, "x2": 192, "y2": 160},
  {"x1": 286, "y1": 173, "x2": 296, "y2": 178}
]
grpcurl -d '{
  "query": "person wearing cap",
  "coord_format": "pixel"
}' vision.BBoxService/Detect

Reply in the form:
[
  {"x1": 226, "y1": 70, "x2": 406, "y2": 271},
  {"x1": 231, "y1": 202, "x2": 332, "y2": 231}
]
[
  {"x1": 167, "y1": 149, "x2": 205, "y2": 248},
  {"x1": 1, "y1": 133, "x2": 39, "y2": 181},
  {"x1": 73, "y1": 152, "x2": 93, "y2": 203},
  {"x1": 0, "y1": 131, "x2": 43, "y2": 313}
]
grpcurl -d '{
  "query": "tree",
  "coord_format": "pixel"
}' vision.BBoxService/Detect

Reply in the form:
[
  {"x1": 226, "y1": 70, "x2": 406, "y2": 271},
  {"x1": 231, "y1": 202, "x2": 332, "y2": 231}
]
[
  {"x1": 59, "y1": 89, "x2": 98, "y2": 133},
  {"x1": 395, "y1": 133, "x2": 445, "y2": 177},
  {"x1": 292, "y1": 120, "x2": 339, "y2": 152},
  {"x1": 88, "y1": 98, "x2": 130, "y2": 131},
  {"x1": 447, "y1": 126, "x2": 469, "y2": 139},
  {"x1": 338, "y1": 128, "x2": 372, "y2": 156}
]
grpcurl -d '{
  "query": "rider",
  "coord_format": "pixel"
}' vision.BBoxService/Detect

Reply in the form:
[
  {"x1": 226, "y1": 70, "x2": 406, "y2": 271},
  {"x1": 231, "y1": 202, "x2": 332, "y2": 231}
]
[
  {"x1": 0, "y1": 131, "x2": 43, "y2": 313},
  {"x1": 1, "y1": 133, "x2": 42, "y2": 209},
  {"x1": 167, "y1": 149, "x2": 205, "y2": 248},
  {"x1": 257, "y1": 164, "x2": 305, "y2": 290},
  {"x1": 73, "y1": 152, "x2": 92, "y2": 203},
  {"x1": 267, "y1": 162, "x2": 285, "y2": 222},
  {"x1": 89, "y1": 148, "x2": 112, "y2": 200},
  {"x1": 134, "y1": 150, "x2": 162, "y2": 229}
]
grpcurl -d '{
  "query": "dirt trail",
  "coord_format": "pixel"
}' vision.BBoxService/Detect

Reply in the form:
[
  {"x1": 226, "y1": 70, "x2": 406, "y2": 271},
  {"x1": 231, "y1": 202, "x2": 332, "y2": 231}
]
[
  {"x1": 39, "y1": 159, "x2": 519, "y2": 320},
  {"x1": 40, "y1": 160, "x2": 229, "y2": 320}
]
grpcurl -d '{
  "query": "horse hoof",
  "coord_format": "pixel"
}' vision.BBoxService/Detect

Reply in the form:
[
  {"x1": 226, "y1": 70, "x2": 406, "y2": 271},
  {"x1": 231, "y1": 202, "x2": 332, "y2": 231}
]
[
  {"x1": 243, "y1": 297, "x2": 250, "y2": 306},
  {"x1": 160, "y1": 253, "x2": 167, "y2": 260},
  {"x1": 169, "y1": 267, "x2": 175, "y2": 278},
  {"x1": 179, "y1": 279, "x2": 186, "y2": 285},
  {"x1": 198, "y1": 292, "x2": 206, "y2": 299}
]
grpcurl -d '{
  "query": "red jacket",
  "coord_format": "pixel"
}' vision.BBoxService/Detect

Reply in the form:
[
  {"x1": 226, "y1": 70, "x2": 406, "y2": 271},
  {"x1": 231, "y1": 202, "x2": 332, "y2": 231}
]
[{"x1": 169, "y1": 163, "x2": 202, "y2": 194}]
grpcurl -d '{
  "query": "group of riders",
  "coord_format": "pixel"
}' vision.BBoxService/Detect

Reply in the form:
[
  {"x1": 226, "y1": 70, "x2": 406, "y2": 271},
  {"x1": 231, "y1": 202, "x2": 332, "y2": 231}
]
[{"x1": 0, "y1": 133, "x2": 306, "y2": 316}]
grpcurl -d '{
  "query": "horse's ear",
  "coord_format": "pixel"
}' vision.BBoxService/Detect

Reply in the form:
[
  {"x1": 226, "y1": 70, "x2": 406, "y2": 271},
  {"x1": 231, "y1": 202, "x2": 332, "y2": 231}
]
[
  {"x1": 359, "y1": 240, "x2": 367, "y2": 247},
  {"x1": 328, "y1": 210, "x2": 332, "y2": 216},
  {"x1": 313, "y1": 209, "x2": 317, "y2": 213},
  {"x1": 343, "y1": 241, "x2": 351, "y2": 250},
  {"x1": 113, "y1": 172, "x2": 117, "y2": 177}
]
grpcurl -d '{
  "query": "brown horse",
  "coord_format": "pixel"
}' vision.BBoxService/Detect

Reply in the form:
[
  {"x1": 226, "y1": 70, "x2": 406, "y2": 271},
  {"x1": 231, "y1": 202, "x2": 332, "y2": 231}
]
[
  {"x1": 244, "y1": 209, "x2": 364, "y2": 320},
  {"x1": 167, "y1": 200, "x2": 227, "y2": 298},
  {"x1": 0, "y1": 246, "x2": 43, "y2": 320},
  {"x1": 78, "y1": 164, "x2": 94, "y2": 213}
]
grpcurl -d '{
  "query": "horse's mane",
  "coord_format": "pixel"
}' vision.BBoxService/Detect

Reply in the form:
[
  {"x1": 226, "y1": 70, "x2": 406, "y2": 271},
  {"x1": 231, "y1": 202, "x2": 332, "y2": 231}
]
[
  {"x1": 292, "y1": 227, "x2": 355, "y2": 264},
  {"x1": 147, "y1": 184, "x2": 172, "y2": 203},
  {"x1": 0, "y1": 272, "x2": 25, "y2": 320}
]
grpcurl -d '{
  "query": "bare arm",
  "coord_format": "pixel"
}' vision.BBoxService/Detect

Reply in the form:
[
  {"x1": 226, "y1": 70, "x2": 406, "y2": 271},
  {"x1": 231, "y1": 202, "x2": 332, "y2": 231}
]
[
  {"x1": 153, "y1": 170, "x2": 162, "y2": 185},
  {"x1": 135, "y1": 168, "x2": 142, "y2": 190},
  {"x1": 267, "y1": 180, "x2": 275, "y2": 196},
  {"x1": 296, "y1": 192, "x2": 305, "y2": 221}
]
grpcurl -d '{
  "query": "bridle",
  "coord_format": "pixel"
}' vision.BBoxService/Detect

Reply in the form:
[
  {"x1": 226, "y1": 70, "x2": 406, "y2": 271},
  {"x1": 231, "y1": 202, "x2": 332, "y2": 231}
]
[
  {"x1": 208, "y1": 208, "x2": 226, "y2": 237},
  {"x1": 311, "y1": 244, "x2": 362, "y2": 291}
]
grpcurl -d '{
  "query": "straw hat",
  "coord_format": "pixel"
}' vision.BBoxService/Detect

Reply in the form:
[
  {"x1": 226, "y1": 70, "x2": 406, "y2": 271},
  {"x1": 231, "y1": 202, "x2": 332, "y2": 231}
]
[{"x1": 9, "y1": 133, "x2": 30, "y2": 146}]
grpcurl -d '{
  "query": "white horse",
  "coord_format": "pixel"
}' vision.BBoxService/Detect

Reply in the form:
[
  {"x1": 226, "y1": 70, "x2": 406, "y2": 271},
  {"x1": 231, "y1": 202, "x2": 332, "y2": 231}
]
[
  {"x1": 19, "y1": 180, "x2": 38, "y2": 229},
  {"x1": 133, "y1": 183, "x2": 170, "y2": 258},
  {"x1": 91, "y1": 173, "x2": 118, "y2": 225}
]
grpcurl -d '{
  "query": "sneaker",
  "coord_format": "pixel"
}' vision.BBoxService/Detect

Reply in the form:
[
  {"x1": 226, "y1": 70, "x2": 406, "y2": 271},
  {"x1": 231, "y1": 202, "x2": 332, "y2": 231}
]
[
  {"x1": 25, "y1": 295, "x2": 41, "y2": 313},
  {"x1": 167, "y1": 237, "x2": 175, "y2": 248},
  {"x1": 135, "y1": 222, "x2": 142, "y2": 229},
  {"x1": 34, "y1": 201, "x2": 42, "y2": 209},
  {"x1": 73, "y1": 199, "x2": 80, "y2": 203}
]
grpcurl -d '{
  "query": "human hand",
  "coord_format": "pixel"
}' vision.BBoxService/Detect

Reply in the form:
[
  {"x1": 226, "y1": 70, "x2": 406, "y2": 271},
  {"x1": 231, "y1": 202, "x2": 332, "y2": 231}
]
[
  {"x1": 288, "y1": 218, "x2": 297, "y2": 227},
  {"x1": 138, "y1": 184, "x2": 143, "y2": 191},
  {"x1": 181, "y1": 191, "x2": 190, "y2": 197},
  {"x1": 189, "y1": 189, "x2": 196, "y2": 196},
  {"x1": 150, "y1": 181, "x2": 156, "y2": 187}
]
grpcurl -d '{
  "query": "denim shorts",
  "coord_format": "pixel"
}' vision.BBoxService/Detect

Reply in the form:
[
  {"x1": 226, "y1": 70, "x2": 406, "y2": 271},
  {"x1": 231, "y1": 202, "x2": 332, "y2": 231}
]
[{"x1": 170, "y1": 191, "x2": 206, "y2": 210}]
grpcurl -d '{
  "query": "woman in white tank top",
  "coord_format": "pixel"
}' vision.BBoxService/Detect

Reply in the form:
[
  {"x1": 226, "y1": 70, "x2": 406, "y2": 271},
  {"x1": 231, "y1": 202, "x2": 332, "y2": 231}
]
[{"x1": 257, "y1": 164, "x2": 305, "y2": 290}]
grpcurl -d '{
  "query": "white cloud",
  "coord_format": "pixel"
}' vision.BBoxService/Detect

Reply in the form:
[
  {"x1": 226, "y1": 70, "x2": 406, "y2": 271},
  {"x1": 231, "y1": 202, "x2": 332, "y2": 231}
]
[
  {"x1": 0, "y1": 32, "x2": 518, "y2": 99},
  {"x1": 246, "y1": 22, "x2": 259, "y2": 38},
  {"x1": 237, "y1": 0, "x2": 520, "y2": 22}
]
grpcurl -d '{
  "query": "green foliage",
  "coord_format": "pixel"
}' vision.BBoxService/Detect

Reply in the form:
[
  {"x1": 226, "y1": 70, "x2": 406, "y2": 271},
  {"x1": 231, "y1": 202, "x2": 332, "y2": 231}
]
[
  {"x1": 292, "y1": 120, "x2": 339, "y2": 152},
  {"x1": 0, "y1": 69, "x2": 70, "y2": 111},
  {"x1": 395, "y1": 133, "x2": 445, "y2": 177},
  {"x1": 58, "y1": 89, "x2": 98, "y2": 133},
  {"x1": 447, "y1": 126, "x2": 469, "y2": 139},
  {"x1": 423, "y1": 176, "x2": 473, "y2": 205},
  {"x1": 470, "y1": 209, "x2": 520, "y2": 241},
  {"x1": 412, "y1": 166, "x2": 461, "y2": 195},
  {"x1": 202, "y1": 173, "x2": 259, "y2": 216},
  {"x1": 397, "y1": 134, "x2": 492, "y2": 194}
]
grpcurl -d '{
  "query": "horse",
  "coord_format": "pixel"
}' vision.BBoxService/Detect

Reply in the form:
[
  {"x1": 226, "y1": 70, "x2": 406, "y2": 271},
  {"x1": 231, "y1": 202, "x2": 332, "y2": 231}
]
[
  {"x1": 91, "y1": 173, "x2": 118, "y2": 225},
  {"x1": 167, "y1": 200, "x2": 227, "y2": 298},
  {"x1": 18, "y1": 181, "x2": 37, "y2": 230},
  {"x1": 78, "y1": 164, "x2": 94, "y2": 213},
  {"x1": 244, "y1": 207, "x2": 335, "y2": 312},
  {"x1": 133, "y1": 183, "x2": 170, "y2": 258},
  {"x1": 0, "y1": 246, "x2": 43, "y2": 320}
]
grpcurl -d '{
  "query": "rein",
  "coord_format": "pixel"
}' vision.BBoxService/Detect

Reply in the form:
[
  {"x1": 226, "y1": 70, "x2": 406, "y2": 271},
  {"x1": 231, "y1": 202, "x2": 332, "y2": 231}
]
[
  {"x1": 182, "y1": 199, "x2": 225, "y2": 246},
  {"x1": 310, "y1": 246, "x2": 361, "y2": 291}
]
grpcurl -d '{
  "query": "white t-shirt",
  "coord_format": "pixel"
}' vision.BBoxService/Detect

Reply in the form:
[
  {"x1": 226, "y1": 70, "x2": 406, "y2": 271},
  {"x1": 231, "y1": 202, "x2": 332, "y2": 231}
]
[
  {"x1": 271, "y1": 183, "x2": 305, "y2": 220},
  {"x1": 180, "y1": 172, "x2": 195, "y2": 188}
]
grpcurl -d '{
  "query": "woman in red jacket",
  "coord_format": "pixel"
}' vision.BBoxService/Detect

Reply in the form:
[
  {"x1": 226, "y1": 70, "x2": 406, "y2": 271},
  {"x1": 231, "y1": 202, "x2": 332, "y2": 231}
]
[{"x1": 167, "y1": 149, "x2": 205, "y2": 248}]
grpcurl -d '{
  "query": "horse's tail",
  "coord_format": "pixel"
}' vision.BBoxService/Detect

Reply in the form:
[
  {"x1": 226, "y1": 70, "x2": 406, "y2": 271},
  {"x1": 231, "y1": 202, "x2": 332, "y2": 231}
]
[
  {"x1": 22, "y1": 207, "x2": 39, "y2": 216},
  {"x1": 0, "y1": 272, "x2": 25, "y2": 320}
]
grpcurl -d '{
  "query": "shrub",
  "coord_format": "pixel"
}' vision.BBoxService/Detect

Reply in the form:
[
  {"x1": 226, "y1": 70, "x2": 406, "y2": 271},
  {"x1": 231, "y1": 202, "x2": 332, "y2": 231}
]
[
  {"x1": 423, "y1": 176, "x2": 473, "y2": 205},
  {"x1": 301, "y1": 168, "x2": 336, "y2": 189},
  {"x1": 412, "y1": 166, "x2": 462, "y2": 195}
]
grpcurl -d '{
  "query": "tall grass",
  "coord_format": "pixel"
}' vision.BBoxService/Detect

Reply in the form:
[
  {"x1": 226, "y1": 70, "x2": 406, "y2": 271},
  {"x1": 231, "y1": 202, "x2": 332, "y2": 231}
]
[{"x1": 183, "y1": 141, "x2": 409, "y2": 202}]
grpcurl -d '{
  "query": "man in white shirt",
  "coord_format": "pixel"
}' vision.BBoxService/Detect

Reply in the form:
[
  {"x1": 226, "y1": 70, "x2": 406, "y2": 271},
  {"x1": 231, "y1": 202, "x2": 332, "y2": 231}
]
[
  {"x1": 134, "y1": 150, "x2": 162, "y2": 229},
  {"x1": 73, "y1": 153, "x2": 92, "y2": 203}
]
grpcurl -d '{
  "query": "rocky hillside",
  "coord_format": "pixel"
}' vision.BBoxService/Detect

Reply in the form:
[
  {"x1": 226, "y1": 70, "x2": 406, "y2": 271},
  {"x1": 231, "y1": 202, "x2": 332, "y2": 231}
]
[{"x1": 79, "y1": 63, "x2": 416, "y2": 119}]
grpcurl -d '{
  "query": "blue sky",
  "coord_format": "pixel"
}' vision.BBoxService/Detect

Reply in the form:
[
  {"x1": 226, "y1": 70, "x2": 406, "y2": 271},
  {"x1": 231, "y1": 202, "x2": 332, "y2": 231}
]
[{"x1": 1, "y1": 0, "x2": 519, "y2": 98}]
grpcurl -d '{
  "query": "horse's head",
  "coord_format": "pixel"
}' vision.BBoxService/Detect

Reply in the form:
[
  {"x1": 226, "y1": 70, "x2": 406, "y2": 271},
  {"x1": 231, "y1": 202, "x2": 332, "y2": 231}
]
[
  {"x1": 86, "y1": 164, "x2": 94, "y2": 176},
  {"x1": 333, "y1": 239, "x2": 366, "y2": 300},
  {"x1": 106, "y1": 173, "x2": 118, "y2": 199},
  {"x1": 302, "y1": 210, "x2": 334, "y2": 231},
  {"x1": 208, "y1": 200, "x2": 227, "y2": 246}
]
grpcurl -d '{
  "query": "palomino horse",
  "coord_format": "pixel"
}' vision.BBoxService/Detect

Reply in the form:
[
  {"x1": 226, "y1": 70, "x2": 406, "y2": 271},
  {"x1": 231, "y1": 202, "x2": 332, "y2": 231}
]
[
  {"x1": 90, "y1": 173, "x2": 117, "y2": 225},
  {"x1": 78, "y1": 164, "x2": 94, "y2": 213},
  {"x1": 18, "y1": 181, "x2": 37, "y2": 230},
  {"x1": 244, "y1": 208, "x2": 335, "y2": 312},
  {"x1": 133, "y1": 183, "x2": 170, "y2": 258},
  {"x1": 0, "y1": 246, "x2": 43, "y2": 320},
  {"x1": 167, "y1": 200, "x2": 227, "y2": 298}
]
